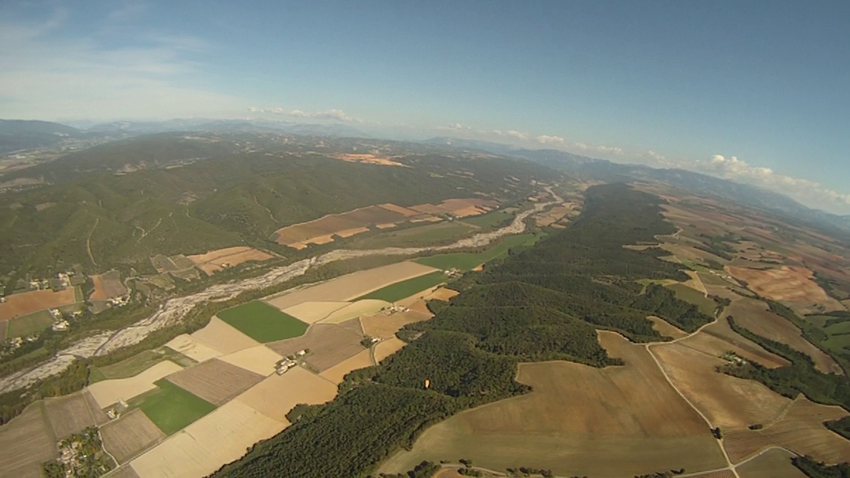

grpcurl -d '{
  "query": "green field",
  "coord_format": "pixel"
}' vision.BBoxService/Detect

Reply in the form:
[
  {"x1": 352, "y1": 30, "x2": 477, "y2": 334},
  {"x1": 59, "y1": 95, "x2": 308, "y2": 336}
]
[
  {"x1": 357, "y1": 271, "x2": 447, "y2": 303},
  {"x1": 665, "y1": 283, "x2": 717, "y2": 316},
  {"x1": 88, "y1": 348, "x2": 195, "y2": 384},
  {"x1": 350, "y1": 222, "x2": 474, "y2": 250},
  {"x1": 7, "y1": 310, "x2": 54, "y2": 338},
  {"x1": 218, "y1": 301, "x2": 309, "y2": 342},
  {"x1": 135, "y1": 379, "x2": 216, "y2": 435},
  {"x1": 415, "y1": 234, "x2": 539, "y2": 271},
  {"x1": 807, "y1": 316, "x2": 850, "y2": 353},
  {"x1": 461, "y1": 210, "x2": 514, "y2": 229}
]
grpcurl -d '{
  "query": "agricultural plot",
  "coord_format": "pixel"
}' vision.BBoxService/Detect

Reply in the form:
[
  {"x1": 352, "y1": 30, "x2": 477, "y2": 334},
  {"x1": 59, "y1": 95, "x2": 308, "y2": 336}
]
[
  {"x1": 361, "y1": 310, "x2": 432, "y2": 339},
  {"x1": 0, "y1": 287, "x2": 77, "y2": 320},
  {"x1": 187, "y1": 246, "x2": 274, "y2": 275},
  {"x1": 90, "y1": 270, "x2": 127, "y2": 300},
  {"x1": 374, "y1": 337, "x2": 406, "y2": 363},
  {"x1": 723, "y1": 398, "x2": 850, "y2": 464},
  {"x1": 381, "y1": 332, "x2": 726, "y2": 477},
  {"x1": 320, "y1": 299, "x2": 391, "y2": 324},
  {"x1": 44, "y1": 390, "x2": 109, "y2": 439},
  {"x1": 101, "y1": 409, "x2": 166, "y2": 464},
  {"x1": 414, "y1": 233, "x2": 539, "y2": 271},
  {"x1": 426, "y1": 287, "x2": 459, "y2": 302},
  {"x1": 135, "y1": 379, "x2": 217, "y2": 435},
  {"x1": 189, "y1": 316, "x2": 259, "y2": 355},
  {"x1": 648, "y1": 316, "x2": 687, "y2": 340},
  {"x1": 90, "y1": 349, "x2": 194, "y2": 384},
  {"x1": 89, "y1": 360, "x2": 184, "y2": 408},
  {"x1": 319, "y1": 349, "x2": 374, "y2": 384},
  {"x1": 409, "y1": 198, "x2": 498, "y2": 218},
  {"x1": 236, "y1": 366, "x2": 338, "y2": 423},
  {"x1": 164, "y1": 358, "x2": 264, "y2": 406},
  {"x1": 727, "y1": 265, "x2": 844, "y2": 312},
  {"x1": 665, "y1": 283, "x2": 717, "y2": 316},
  {"x1": 338, "y1": 317, "x2": 365, "y2": 335},
  {"x1": 349, "y1": 221, "x2": 475, "y2": 250},
  {"x1": 7, "y1": 309, "x2": 54, "y2": 337},
  {"x1": 357, "y1": 271, "x2": 447, "y2": 303},
  {"x1": 165, "y1": 334, "x2": 222, "y2": 363},
  {"x1": 218, "y1": 301, "x2": 309, "y2": 342},
  {"x1": 695, "y1": 318, "x2": 790, "y2": 369},
  {"x1": 737, "y1": 448, "x2": 806, "y2": 478},
  {"x1": 0, "y1": 321, "x2": 6, "y2": 341},
  {"x1": 267, "y1": 323, "x2": 365, "y2": 372},
  {"x1": 273, "y1": 204, "x2": 414, "y2": 247},
  {"x1": 0, "y1": 403, "x2": 58, "y2": 478},
  {"x1": 218, "y1": 345, "x2": 283, "y2": 376},
  {"x1": 265, "y1": 261, "x2": 438, "y2": 311},
  {"x1": 108, "y1": 466, "x2": 141, "y2": 478},
  {"x1": 282, "y1": 301, "x2": 349, "y2": 323}
]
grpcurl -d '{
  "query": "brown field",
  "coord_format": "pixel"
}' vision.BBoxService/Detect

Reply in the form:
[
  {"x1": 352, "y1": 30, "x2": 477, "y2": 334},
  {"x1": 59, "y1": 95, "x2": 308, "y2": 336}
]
[
  {"x1": 427, "y1": 287, "x2": 459, "y2": 302},
  {"x1": 694, "y1": 318, "x2": 790, "y2": 369},
  {"x1": 409, "y1": 198, "x2": 497, "y2": 218},
  {"x1": 236, "y1": 366, "x2": 338, "y2": 422},
  {"x1": 333, "y1": 153, "x2": 406, "y2": 167},
  {"x1": 0, "y1": 287, "x2": 77, "y2": 321},
  {"x1": 320, "y1": 299, "x2": 391, "y2": 324},
  {"x1": 689, "y1": 471, "x2": 736, "y2": 478},
  {"x1": 190, "y1": 317, "x2": 260, "y2": 355},
  {"x1": 729, "y1": 298, "x2": 841, "y2": 374},
  {"x1": 187, "y1": 246, "x2": 274, "y2": 275},
  {"x1": 282, "y1": 301, "x2": 349, "y2": 322},
  {"x1": 44, "y1": 390, "x2": 109, "y2": 439},
  {"x1": 374, "y1": 337, "x2": 406, "y2": 363},
  {"x1": 652, "y1": 341, "x2": 792, "y2": 429},
  {"x1": 361, "y1": 310, "x2": 431, "y2": 339},
  {"x1": 265, "y1": 261, "x2": 437, "y2": 311},
  {"x1": 737, "y1": 448, "x2": 806, "y2": 478},
  {"x1": 724, "y1": 398, "x2": 850, "y2": 464},
  {"x1": 319, "y1": 349, "x2": 374, "y2": 383},
  {"x1": 380, "y1": 332, "x2": 726, "y2": 477},
  {"x1": 684, "y1": 269, "x2": 708, "y2": 295},
  {"x1": 338, "y1": 317, "x2": 365, "y2": 335},
  {"x1": 267, "y1": 323, "x2": 365, "y2": 372},
  {"x1": 108, "y1": 466, "x2": 141, "y2": 478},
  {"x1": 648, "y1": 315, "x2": 688, "y2": 340},
  {"x1": 101, "y1": 409, "x2": 166, "y2": 464},
  {"x1": 218, "y1": 345, "x2": 283, "y2": 376},
  {"x1": 273, "y1": 204, "x2": 412, "y2": 246},
  {"x1": 165, "y1": 334, "x2": 222, "y2": 363},
  {"x1": 0, "y1": 402, "x2": 58, "y2": 478},
  {"x1": 89, "y1": 360, "x2": 184, "y2": 408},
  {"x1": 90, "y1": 270, "x2": 127, "y2": 300},
  {"x1": 164, "y1": 358, "x2": 264, "y2": 406},
  {"x1": 727, "y1": 265, "x2": 833, "y2": 303}
]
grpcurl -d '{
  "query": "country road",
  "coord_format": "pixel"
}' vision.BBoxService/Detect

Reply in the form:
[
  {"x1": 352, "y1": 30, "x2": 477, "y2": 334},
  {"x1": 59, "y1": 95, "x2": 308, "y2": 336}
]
[{"x1": 0, "y1": 191, "x2": 562, "y2": 394}]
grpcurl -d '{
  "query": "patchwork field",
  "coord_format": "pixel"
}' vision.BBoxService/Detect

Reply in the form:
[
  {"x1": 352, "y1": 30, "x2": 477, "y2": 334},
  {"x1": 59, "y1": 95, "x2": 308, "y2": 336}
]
[
  {"x1": 267, "y1": 323, "x2": 365, "y2": 372},
  {"x1": 165, "y1": 334, "x2": 222, "y2": 362},
  {"x1": 320, "y1": 299, "x2": 391, "y2": 324},
  {"x1": 361, "y1": 310, "x2": 432, "y2": 339},
  {"x1": 281, "y1": 301, "x2": 349, "y2": 323},
  {"x1": 218, "y1": 345, "x2": 283, "y2": 376},
  {"x1": 414, "y1": 233, "x2": 539, "y2": 271},
  {"x1": 218, "y1": 301, "x2": 309, "y2": 342},
  {"x1": 727, "y1": 265, "x2": 841, "y2": 309},
  {"x1": 101, "y1": 409, "x2": 166, "y2": 464},
  {"x1": 319, "y1": 349, "x2": 374, "y2": 384},
  {"x1": 737, "y1": 448, "x2": 806, "y2": 478},
  {"x1": 0, "y1": 287, "x2": 77, "y2": 320},
  {"x1": 236, "y1": 366, "x2": 338, "y2": 422},
  {"x1": 409, "y1": 198, "x2": 498, "y2": 218},
  {"x1": 381, "y1": 332, "x2": 726, "y2": 477},
  {"x1": 0, "y1": 403, "x2": 58, "y2": 478},
  {"x1": 7, "y1": 309, "x2": 54, "y2": 337},
  {"x1": 695, "y1": 318, "x2": 790, "y2": 369},
  {"x1": 189, "y1": 316, "x2": 259, "y2": 354},
  {"x1": 89, "y1": 360, "x2": 184, "y2": 408},
  {"x1": 357, "y1": 271, "x2": 447, "y2": 303},
  {"x1": 90, "y1": 348, "x2": 195, "y2": 383},
  {"x1": 90, "y1": 270, "x2": 127, "y2": 300},
  {"x1": 134, "y1": 379, "x2": 217, "y2": 435},
  {"x1": 44, "y1": 390, "x2": 109, "y2": 439},
  {"x1": 187, "y1": 246, "x2": 274, "y2": 275},
  {"x1": 273, "y1": 204, "x2": 417, "y2": 247},
  {"x1": 164, "y1": 358, "x2": 264, "y2": 406}
]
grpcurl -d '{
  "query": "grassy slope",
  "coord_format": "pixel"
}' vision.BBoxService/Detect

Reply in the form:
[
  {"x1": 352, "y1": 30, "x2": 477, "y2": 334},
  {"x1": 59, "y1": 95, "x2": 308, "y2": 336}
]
[
  {"x1": 218, "y1": 301, "x2": 308, "y2": 343},
  {"x1": 414, "y1": 234, "x2": 539, "y2": 271},
  {"x1": 136, "y1": 379, "x2": 216, "y2": 435},
  {"x1": 665, "y1": 283, "x2": 717, "y2": 316}
]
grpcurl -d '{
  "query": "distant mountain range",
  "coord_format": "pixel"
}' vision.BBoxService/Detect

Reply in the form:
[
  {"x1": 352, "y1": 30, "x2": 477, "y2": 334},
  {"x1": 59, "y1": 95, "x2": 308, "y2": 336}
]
[{"x1": 0, "y1": 120, "x2": 87, "y2": 155}]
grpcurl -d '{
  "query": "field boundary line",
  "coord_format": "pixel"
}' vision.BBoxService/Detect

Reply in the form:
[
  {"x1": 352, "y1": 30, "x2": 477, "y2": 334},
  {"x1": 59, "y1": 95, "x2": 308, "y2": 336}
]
[{"x1": 87, "y1": 217, "x2": 99, "y2": 267}]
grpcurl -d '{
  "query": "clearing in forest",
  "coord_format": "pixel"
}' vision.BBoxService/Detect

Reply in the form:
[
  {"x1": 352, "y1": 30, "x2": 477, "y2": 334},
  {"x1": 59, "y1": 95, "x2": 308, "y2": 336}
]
[{"x1": 218, "y1": 301, "x2": 309, "y2": 343}]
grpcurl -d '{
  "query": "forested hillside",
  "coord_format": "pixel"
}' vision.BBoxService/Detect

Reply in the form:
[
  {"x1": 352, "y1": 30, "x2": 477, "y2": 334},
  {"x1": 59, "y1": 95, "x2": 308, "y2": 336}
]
[{"x1": 214, "y1": 183, "x2": 713, "y2": 478}]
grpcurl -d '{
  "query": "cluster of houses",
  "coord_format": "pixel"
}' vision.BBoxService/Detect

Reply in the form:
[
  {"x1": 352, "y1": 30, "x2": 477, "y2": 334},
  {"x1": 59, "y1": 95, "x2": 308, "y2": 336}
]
[{"x1": 276, "y1": 350, "x2": 307, "y2": 375}]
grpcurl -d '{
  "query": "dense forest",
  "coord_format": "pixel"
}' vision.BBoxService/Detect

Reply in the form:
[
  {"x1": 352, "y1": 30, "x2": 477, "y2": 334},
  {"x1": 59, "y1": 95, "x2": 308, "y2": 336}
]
[
  {"x1": 214, "y1": 183, "x2": 713, "y2": 477},
  {"x1": 793, "y1": 455, "x2": 850, "y2": 478}
]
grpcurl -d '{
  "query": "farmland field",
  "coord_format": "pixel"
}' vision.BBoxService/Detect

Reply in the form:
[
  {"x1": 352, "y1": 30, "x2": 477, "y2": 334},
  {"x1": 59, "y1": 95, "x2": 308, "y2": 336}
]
[
  {"x1": 0, "y1": 403, "x2": 58, "y2": 478},
  {"x1": 0, "y1": 321, "x2": 6, "y2": 341},
  {"x1": 0, "y1": 287, "x2": 78, "y2": 320},
  {"x1": 187, "y1": 246, "x2": 274, "y2": 275},
  {"x1": 134, "y1": 379, "x2": 217, "y2": 435},
  {"x1": 267, "y1": 323, "x2": 365, "y2": 372},
  {"x1": 462, "y1": 210, "x2": 513, "y2": 229},
  {"x1": 737, "y1": 448, "x2": 806, "y2": 478},
  {"x1": 320, "y1": 299, "x2": 391, "y2": 324},
  {"x1": 89, "y1": 348, "x2": 194, "y2": 384},
  {"x1": 165, "y1": 334, "x2": 222, "y2": 363},
  {"x1": 218, "y1": 301, "x2": 309, "y2": 342},
  {"x1": 349, "y1": 221, "x2": 475, "y2": 249},
  {"x1": 236, "y1": 366, "x2": 338, "y2": 423},
  {"x1": 282, "y1": 301, "x2": 349, "y2": 323},
  {"x1": 694, "y1": 317, "x2": 790, "y2": 368},
  {"x1": 319, "y1": 349, "x2": 374, "y2": 384},
  {"x1": 361, "y1": 309, "x2": 432, "y2": 339},
  {"x1": 190, "y1": 316, "x2": 259, "y2": 354},
  {"x1": 89, "y1": 360, "x2": 184, "y2": 408},
  {"x1": 164, "y1": 358, "x2": 264, "y2": 406},
  {"x1": 44, "y1": 390, "x2": 109, "y2": 439},
  {"x1": 665, "y1": 283, "x2": 716, "y2": 316},
  {"x1": 218, "y1": 345, "x2": 283, "y2": 376},
  {"x1": 7, "y1": 309, "x2": 54, "y2": 337},
  {"x1": 90, "y1": 269, "x2": 127, "y2": 300},
  {"x1": 374, "y1": 337, "x2": 406, "y2": 363},
  {"x1": 101, "y1": 409, "x2": 166, "y2": 464},
  {"x1": 357, "y1": 271, "x2": 447, "y2": 303},
  {"x1": 414, "y1": 233, "x2": 539, "y2": 271}
]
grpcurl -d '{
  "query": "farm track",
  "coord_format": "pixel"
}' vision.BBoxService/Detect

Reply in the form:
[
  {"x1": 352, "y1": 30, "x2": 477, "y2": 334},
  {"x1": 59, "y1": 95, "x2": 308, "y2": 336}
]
[
  {"x1": 0, "y1": 191, "x2": 561, "y2": 394},
  {"x1": 86, "y1": 217, "x2": 99, "y2": 267}
]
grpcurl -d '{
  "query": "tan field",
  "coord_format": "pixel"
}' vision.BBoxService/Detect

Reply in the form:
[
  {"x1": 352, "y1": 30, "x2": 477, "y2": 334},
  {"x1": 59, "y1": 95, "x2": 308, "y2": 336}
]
[
  {"x1": 165, "y1": 334, "x2": 222, "y2": 363},
  {"x1": 190, "y1": 317, "x2": 259, "y2": 355},
  {"x1": 0, "y1": 403, "x2": 58, "y2": 478},
  {"x1": 690, "y1": 471, "x2": 736, "y2": 478},
  {"x1": 320, "y1": 299, "x2": 391, "y2": 324},
  {"x1": 360, "y1": 310, "x2": 431, "y2": 339},
  {"x1": 648, "y1": 316, "x2": 688, "y2": 340},
  {"x1": 164, "y1": 358, "x2": 264, "y2": 406},
  {"x1": 44, "y1": 390, "x2": 109, "y2": 439},
  {"x1": 426, "y1": 287, "x2": 459, "y2": 302},
  {"x1": 282, "y1": 301, "x2": 350, "y2": 323},
  {"x1": 265, "y1": 261, "x2": 437, "y2": 311},
  {"x1": 410, "y1": 198, "x2": 497, "y2": 218},
  {"x1": 693, "y1": 318, "x2": 790, "y2": 368},
  {"x1": 319, "y1": 349, "x2": 374, "y2": 384},
  {"x1": 727, "y1": 265, "x2": 833, "y2": 303},
  {"x1": 273, "y1": 204, "x2": 411, "y2": 246},
  {"x1": 218, "y1": 345, "x2": 283, "y2": 376},
  {"x1": 267, "y1": 323, "x2": 365, "y2": 372},
  {"x1": 724, "y1": 398, "x2": 850, "y2": 464},
  {"x1": 338, "y1": 317, "x2": 365, "y2": 335},
  {"x1": 236, "y1": 366, "x2": 338, "y2": 422},
  {"x1": 90, "y1": 270, "x2": 127, "y2": 300},
  {"x1": 101, "y1": 409, "x2": 166, "y2": 464},
  {"x1": 130, "y1": 429, "x2": 217, "y2": 478},
  {"x1": 652, "y1": 341, "x2": 792, "y2": 429},
  {"x1": 336, "y1": 226, "x2": 371, "y2": 238},
  {"x1": 188, "y1": 246, "x2": 274, "y2": 275},
  {"x1": 684, "y1": 270, "x2": 708, "y2": 295},
  {"x1": 334, "y1": 153, "x2": 406, "y2": 167},
  {"x1": 737, "y1": 448, "x2": 806, "y2": 478},
  {"x1": 374, "y1": 337, "x2": 406, "y2": 363},
  {"x1": 379, "y1": 203, "x2": 420, "y2": 217},
  {"x1": 0, "y1": 287, "x2": 77, "y2": 321},
  {"x1": 381, "y1": 332, "x2": 726, "y2": 477},
  {"x1": 108, "y1": 466, "x2": 142, "y2": 478},
  {"x1": 660, "y1": 243, "x2": 730, "y2": 266},
  {"x1": 89, "y1": 360, "x2": 184, "y2": 408}
]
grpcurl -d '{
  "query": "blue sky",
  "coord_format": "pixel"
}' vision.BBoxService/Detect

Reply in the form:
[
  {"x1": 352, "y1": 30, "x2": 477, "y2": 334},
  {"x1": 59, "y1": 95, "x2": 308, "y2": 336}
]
[{"x1": 2, "y1": 1, "x2": 849, "y2": 213}]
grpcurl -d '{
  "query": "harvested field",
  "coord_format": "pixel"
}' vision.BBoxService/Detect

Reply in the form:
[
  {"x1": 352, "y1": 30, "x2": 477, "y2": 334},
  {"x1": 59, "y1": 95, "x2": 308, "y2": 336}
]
[
  {"x1": 236, "y1": 366, "x2": 338, "y2": 423},
  {"x1": 0, "y1": 287, "x2": 77, "y2": 321},
  {"x1": 92, "y1": 349, "x2": 194, "y2": 383},
  {"x1": 648, "y1": 316, "x2": 687, "y2": 340},
  {"x1": 218, "y1": 301, "x2": 308, "y2": 342},
  {"x1": 666, "y1": 283, "x2": 717, "y2": 316},
  {"x1": 350, "y1": 221, "x2": 474, "y2": 250},
  {"x1": 410, "y1": 198, "x2": 497, "y2": 218},
  {"x1": 690, "y1": 471, "x2": 736, "y2": 478},
  {"x1": 187, "y1": 246, "x2": 274, "y2": 275},
  {"x1": 320, "y1": 299, "x2": 391, "y2": 324},
  {"x1": 358, "y1": 271, "x2": 447, "y2": 303},
  {"x1": 108, "y1": 466, "x2": 141, "y2": 478},
  {"x1": 218, "y1": 345, "x2": 283, "y2": 376},
  {"x1": 381, "y1": 332, "x2": 726, "y2": 477},
  {"x1": 684, "y1": 269, "x2": 708, "y2": 295},
  {"x1": 374, "y1": 337, "x2": 406, "y2": 363},
  {"x1": 334, "y1": 153, "x2": 406, "y2": 166},
  {"x1": 0, "y1": 403, "x2": 57, "y2": 478},
  {"x1": 319, "y1": 349, "x2": 374, "y2": 384},
  {"x1": 164, "y1": 358, "x2": 264, "y2": 406},
  {"x1": 266, "y1": 323, "x2": 365, "y2": 372},
  {"x1": 652, "y1": 341, "x2": 791, "y2": 429},
  {"x1": 190, "y1": 317, "x2": 259, "y2": 355},
  {"x1": 724, "y1": 398, "x2": 850, "y2": 464},
  {"x1": 89, "y1": 360, "x2": 184, "y2": 408},
  {"x1": 660, "y1": 243, "x2": 730, "y2": 266},
  {"x1": 101, "y1": 409, "x2": 166, "y2": 464},
  {"x1": 44, "y1": 390, "x2": 109, "y2": 439},
  {"x1": 282, "y1": 301, "x2": 349, "y2": 323},
  {"x1": 265, "y1": 261, "x2": 438, "y2": 311},
  {"x1": 695, "y1": 318, "x2": 790, "y2": 369},
  {"x1": 165, "y1": 334, "x2": 222, "y2": 363},
  {"x1": 135, "y1": 379, "x2": 216, "y2": 436},
  {"x1": 727, "y1": 265, "x2": 835, "y2": 303},
  {"x1": 273, "y1": 205, "x2": 411, "y2": 246},
  {"x1": 339, "y1": 317, "x2": 365, "y2": 335},
  {"x1": 90, "y1": 270, "x2": 127, "y2": 300},
  {"x1": 737, "y1": 448, "x2": 806, "y2": 478},
  {"x1": 729, "y1": 298, "x2": 841, "y2": 374},
  {"x1": 426, "y1": 287, "x2": 459, "y2": 302},
  {"x1": 361, "y1": 310, "x2": 431, "y2": 339},
  {"x1": 8, "y1": 309, "x2": 54, "y2": 337}
]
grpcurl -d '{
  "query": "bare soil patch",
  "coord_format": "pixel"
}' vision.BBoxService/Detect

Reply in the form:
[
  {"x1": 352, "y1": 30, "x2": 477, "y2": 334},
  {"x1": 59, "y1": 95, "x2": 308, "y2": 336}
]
[
  {"x1": 164, "y1": 358, "x2": 264, "y2": 406},
  {"x1": 266, "y1": 323, "x2": 365, "y2": 372},
  {"x1": 319, "y1": 349, "x2": 374, "y2": 384},
  {"x1": 727, "y1": 265, "x2": 834, "y2": 303},
  {"x1": 90, "y1": 270, "x2": 127, "y2": 301},
  {"x1": 101, "y1": 409, "x2": 166, "y2": 464},
  {"x1": 374, "y1": 337, "x2": 406, "y2": 363},
  {"x1": 218, "y1": 345, "x2": 283, "y2": 376},
  {"x1": 361, "y1": 310, "x2": 431, "y2": 339},
  {"x1": 190, "y1": 316, "x2": 259, "y2": 355},
  {"x1": 89, "y1": 360, "x2": 184, "y2": 408},
  {"x1": 44, "y1": 390, "x2": 109, "y2": 439},
  {"x1": 188, "y1": 246, "x2": 274, "y2": 275},
  {"x1": 0, "y1": 402, "x2": 57, "y2": 478},
  {"x1": 0, "y1": 287, "x2": 77, "y2": 321},
  {"x1": 236, "y1": 366, "x2": 338, "y2": 422},
  {"x1": 165, "y1": 334, "x2": 222, "y2": 363}
]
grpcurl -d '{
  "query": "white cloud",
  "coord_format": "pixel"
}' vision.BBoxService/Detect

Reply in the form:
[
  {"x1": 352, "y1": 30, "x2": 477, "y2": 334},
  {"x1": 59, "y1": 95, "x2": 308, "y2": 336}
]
[
  {"x1": 252, "y1": 108, "x2": 363, "y2": 123},
  {"x1": 435, "y1": 123, "x2": 470, "y2": 132},
  {"x1": 506, "y1": 130, "x2": 528, "y2": 140},
  {"x1": 536, "y1": 135, "x2": 566, "y2": 145}
]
